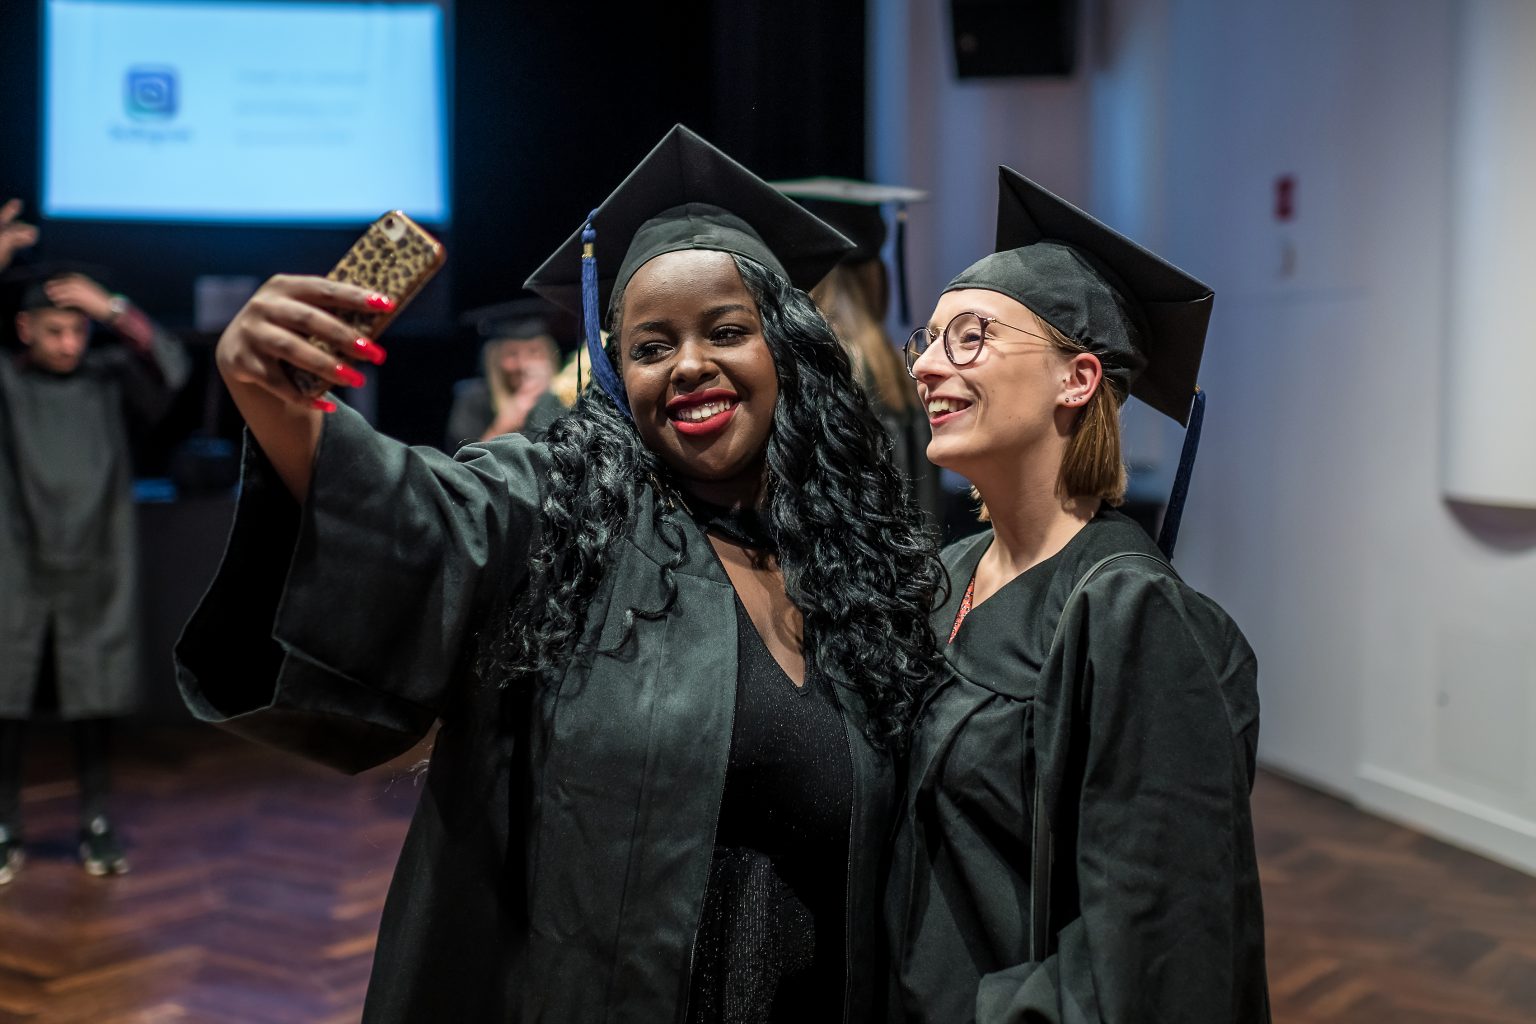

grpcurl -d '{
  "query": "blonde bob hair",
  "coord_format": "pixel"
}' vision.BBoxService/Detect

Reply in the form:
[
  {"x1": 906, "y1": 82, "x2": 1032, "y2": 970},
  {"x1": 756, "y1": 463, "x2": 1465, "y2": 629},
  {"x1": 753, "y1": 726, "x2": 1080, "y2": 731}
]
[{"x1": 975, "y1": 317, "x2": 1127, "y2": 520}]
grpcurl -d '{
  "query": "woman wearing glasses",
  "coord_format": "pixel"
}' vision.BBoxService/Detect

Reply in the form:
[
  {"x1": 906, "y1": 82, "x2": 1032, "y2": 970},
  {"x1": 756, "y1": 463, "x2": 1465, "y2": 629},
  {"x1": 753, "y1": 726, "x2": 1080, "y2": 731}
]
[{"x1": 887, "y1": 169, "x2": 1271, "y2": 1023}]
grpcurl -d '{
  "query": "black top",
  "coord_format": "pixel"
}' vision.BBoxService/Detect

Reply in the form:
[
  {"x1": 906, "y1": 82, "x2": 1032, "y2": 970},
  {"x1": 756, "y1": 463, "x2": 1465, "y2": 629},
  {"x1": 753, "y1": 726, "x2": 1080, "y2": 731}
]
[
  {"x1": 687, "y1": 597, "x2": 853, "y2": 1024},
  {"x1": 888, "y1": 510, "x2": 1270, "y2": 1023}
]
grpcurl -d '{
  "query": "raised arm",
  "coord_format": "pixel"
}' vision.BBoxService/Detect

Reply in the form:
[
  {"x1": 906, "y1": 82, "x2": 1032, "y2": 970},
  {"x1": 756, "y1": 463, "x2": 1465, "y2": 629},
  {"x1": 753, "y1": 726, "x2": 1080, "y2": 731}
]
[
  {"x1": 0, "y1": 199, "x2": 37, "y2": 274},
  {"x1": 176, "y1": 275, "x2": 550, "y2": 773},
  {"x1": 214, "y1": 274, "x2": 392, "y2": 498}
]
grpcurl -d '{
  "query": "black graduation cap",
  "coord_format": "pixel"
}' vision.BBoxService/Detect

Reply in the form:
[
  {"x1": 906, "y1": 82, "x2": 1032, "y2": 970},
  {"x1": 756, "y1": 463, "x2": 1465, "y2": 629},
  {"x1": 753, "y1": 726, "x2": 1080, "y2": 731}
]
[
  {"x1": 945, "y1": 167, "x2": 1212, "y2": 427},
  {"x1": 1, "y1": 258, "x2": 119, "y2": 303},
  {"x1": 458, "y1": 297, "x2": 556, "y2": 341},
  {"x1": 773, "y1": 177, "x2": 929, "y2": 323},
  {"x1": 772, "y1": 178, "x2": 925, "y2": 258},
  {"x1": 525, "y1": 126, "x2": 855, "y2": 320},
  {"x1": 947, "y1": 167, "x2": 1214, "y2": 558},
  {"x1": 524, "y1": 124, "x2": 856, "y2": 415}
]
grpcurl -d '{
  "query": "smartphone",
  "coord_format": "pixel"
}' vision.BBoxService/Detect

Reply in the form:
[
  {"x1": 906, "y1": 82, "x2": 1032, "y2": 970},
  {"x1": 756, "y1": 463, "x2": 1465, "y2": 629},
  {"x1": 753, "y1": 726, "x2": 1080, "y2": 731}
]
[{"x1": 287, "y1": 210, "x2": 446, "y2": 398}]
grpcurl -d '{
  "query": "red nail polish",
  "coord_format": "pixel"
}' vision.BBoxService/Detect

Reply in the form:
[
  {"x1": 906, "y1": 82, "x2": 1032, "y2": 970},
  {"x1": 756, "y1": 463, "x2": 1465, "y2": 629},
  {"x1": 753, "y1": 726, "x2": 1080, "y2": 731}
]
[
  {"x1": 352, "y1": 336, "x2": 388, "y2": 365},
  {"x1": 335, "y1": 363, "x2": 366, "y2": 388},
  {"x1": 366, "y1": 293, "x2": 396, "y2": 312},
  {"x1": 311, "y1": 398, "x2": 338, "y2": 413}
]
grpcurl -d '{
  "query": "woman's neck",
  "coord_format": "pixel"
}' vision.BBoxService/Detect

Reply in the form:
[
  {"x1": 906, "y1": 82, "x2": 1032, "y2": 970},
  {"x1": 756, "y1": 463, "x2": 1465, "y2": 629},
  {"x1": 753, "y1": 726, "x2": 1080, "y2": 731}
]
[
  {"x1": 970, "y1": 453, "x2": 1099, "y2": 589},
  {"x1": 673, "y1": 458, "x2": 769, "y2": 511}
]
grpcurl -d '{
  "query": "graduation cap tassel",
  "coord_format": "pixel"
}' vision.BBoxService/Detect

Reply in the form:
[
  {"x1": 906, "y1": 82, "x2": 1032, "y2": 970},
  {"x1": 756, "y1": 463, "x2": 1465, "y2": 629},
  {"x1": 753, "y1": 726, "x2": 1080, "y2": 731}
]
[
  {"x1": 894, "y1": 202, "x2": 911, "y2": 326},
  {"x1": 1156, "y1": 387, "x2": 1205, "y2": 560},
  {"x1": 581, "y1": 211, "x2": 631, "y2": 419}
]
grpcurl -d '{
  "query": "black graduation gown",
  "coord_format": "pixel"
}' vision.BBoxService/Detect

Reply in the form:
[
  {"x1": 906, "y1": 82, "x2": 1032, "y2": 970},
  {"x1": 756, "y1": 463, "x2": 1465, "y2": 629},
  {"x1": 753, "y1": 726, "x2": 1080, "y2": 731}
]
[
  {"x1": 174, "y1": 404, "x2": 894, "y2": 1023},
  {"x1": 0, "y1": 332, "x2": 190, "y2": 719},
  {"x1": 444, "y1": 378, "x2": 565, "y2": 450},
  {"x1": 887, "y1": 511, "x2": 1270, "y2": 1023}
]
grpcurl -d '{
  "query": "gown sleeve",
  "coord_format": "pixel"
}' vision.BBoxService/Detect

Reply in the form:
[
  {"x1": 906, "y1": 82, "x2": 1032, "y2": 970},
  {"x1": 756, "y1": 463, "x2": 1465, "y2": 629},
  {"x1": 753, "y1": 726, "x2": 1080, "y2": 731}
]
[
  {"x1": 974, "y1": 565, "x2": 1268, "y2": 1024},
  {"x1": 175, "y1": 401, "x2": 549, "y2": 774},
  {"x1": 522, "y1": 390, "x2": 567, "y2": 442},
  {"x1": 119, "y1": 320, "x2": 192, "y2": 422},
  {"x1": 444, "y1": 379, "x2": 491, "y2": 451}
]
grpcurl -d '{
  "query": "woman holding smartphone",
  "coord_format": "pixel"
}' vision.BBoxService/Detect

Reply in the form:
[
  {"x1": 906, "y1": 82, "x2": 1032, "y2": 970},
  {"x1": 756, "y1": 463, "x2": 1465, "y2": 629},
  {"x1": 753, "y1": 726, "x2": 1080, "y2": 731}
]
[
  {"x1": 177, "y1": 126, "x2": 943, "y2": 1023},
  {"x1": 889, "y1": 169, "x2": 1270, "y2": 1023}
]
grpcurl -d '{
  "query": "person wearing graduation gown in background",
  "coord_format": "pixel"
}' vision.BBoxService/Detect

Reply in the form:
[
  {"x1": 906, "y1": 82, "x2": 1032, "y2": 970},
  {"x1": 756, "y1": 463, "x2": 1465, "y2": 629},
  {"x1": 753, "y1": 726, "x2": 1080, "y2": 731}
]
[
  {"x1": 0, "y1": 261, "x2": 190, "y2": 882},
  {"x1": 774, "y1": 180, "x2": 945, "y2": 526},
  {"x1": 888, "y1": 169, "x2": 1270, "y2": 1023},
  {"x1": 444, "y1": 297, "x2": 567, "y2": 449},
  {"x1": 175, "y1": 125, "x2": 945, "y2": 1023}
]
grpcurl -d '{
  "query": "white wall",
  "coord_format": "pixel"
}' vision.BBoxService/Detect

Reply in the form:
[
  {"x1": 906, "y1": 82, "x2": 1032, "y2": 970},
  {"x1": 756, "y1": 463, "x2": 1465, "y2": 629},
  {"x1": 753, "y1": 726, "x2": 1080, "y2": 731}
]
[
  {"x1": 868, "y1": 0, "x2": 1092, "y2": 324},
  {"x1": 1441, "y1": 1, "x2": 1536, "y2": 508},
  {"x1": 870, "y1": 0, "x2": 1536, "y2": 874}
]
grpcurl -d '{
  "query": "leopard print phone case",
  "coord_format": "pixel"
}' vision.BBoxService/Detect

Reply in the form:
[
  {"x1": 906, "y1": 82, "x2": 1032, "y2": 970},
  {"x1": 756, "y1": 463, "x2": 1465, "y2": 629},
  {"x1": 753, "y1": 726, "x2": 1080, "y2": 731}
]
[{"x1": 287, "y1": 211, "x2": 445, "y2": 398}]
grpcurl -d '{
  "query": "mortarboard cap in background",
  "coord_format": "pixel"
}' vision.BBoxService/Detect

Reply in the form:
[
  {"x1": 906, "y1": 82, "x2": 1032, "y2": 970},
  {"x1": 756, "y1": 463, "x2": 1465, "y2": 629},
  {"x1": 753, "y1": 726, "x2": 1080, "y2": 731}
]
[
  {"x1": 773, "y1": 177, "x2": 929, "y2": 323},
  {"x1": 1, "y1": 258, "x2": 120, "y2": 299},
  {"x1": 524, "y1": 125, "x2": 856, "y2": 415},
  {"x1": 945, "y1": 167, "x2": 1212, "y2": 427},
  {"x1": 771, "y1": 178, "x2": 926, "y2": 259},
  {"x1": 458, "y1": 296, "x2": 560, "y2": 342}
]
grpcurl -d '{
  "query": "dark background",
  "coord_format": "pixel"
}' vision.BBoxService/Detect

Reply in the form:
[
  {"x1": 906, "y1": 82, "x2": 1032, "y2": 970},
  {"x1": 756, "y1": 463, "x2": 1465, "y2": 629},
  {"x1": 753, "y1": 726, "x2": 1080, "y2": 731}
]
[{"x1": 0, "y1": 0, "x2": 866, "y2": 451}]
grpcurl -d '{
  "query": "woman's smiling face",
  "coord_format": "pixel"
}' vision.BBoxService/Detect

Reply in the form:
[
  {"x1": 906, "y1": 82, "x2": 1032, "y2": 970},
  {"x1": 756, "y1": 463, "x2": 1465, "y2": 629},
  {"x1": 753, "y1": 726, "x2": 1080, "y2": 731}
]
[
  {"x1": 909, "y1": 288, "x2": 1074, "y2": 476},
  {"x1": 618, "y1": 249, "x2": 779, "y2": 505}
]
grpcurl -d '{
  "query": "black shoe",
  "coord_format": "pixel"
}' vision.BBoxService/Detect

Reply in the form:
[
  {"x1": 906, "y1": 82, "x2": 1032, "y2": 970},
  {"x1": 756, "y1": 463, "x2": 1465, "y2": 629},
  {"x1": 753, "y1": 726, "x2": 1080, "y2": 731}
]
[
  {"x1": 78, "y1": 815, "x2": 129, "y2": 877},
  {"x1": 0, "y1": 823, "x2": 22, "y2": 885}
]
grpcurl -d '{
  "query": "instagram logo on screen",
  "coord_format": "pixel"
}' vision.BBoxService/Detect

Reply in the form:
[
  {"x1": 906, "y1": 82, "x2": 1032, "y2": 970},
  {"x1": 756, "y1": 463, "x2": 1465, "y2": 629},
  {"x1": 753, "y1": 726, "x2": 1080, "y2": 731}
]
[{"x1": 125, "y1": 67, "x2": 178, "y2": 120}]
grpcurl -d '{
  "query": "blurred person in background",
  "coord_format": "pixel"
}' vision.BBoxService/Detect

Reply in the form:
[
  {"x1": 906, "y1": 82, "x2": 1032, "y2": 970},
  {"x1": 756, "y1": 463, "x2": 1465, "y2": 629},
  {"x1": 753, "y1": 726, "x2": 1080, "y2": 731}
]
[
  {"x1": 776, "y1": 179, "x2": 945, "y2": 525},
  {"x1": 0, "y1": 217, "x2": 190, "y2": 881},
  {"x1": 445, "y1": 298, "x2": 565, "y2": 448},
  {"x1": 550, "y1": 342, "x2": 589, "y2": 408}
]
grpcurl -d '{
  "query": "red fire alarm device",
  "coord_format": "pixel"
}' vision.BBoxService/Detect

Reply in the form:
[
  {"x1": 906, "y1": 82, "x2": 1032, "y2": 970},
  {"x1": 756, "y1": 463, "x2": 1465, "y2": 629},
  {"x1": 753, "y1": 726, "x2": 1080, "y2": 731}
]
[{"x1": 1275, "y1": 174, "x2": 1296, "y2": 221}]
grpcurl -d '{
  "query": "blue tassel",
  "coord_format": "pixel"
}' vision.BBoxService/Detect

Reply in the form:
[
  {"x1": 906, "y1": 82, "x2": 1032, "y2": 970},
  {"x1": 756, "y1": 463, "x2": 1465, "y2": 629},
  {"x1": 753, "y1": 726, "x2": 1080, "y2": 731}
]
[
  {"x1": 1156, "y1": 388, "x2": 1205, "y2": 560},
  {"x1": 895, "y1": 202, "x2": 911, "y2": 326},
  {"x1": 581, "y1": 210, "x2": 631, "y2": 419}
]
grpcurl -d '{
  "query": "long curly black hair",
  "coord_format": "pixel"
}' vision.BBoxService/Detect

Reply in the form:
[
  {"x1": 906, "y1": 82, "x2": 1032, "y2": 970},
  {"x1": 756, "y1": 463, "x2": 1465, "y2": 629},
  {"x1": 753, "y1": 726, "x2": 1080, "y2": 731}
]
[{"x1": 484, "y1": 254, "x2": 946, "y2": 752}]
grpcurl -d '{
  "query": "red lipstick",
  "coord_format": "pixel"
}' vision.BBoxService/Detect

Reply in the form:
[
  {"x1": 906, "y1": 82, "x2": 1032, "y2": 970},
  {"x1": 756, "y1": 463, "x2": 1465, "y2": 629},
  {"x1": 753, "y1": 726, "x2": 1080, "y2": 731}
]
[{"x1": 667, "y1": 388, "x2": 740, "y2": 438}]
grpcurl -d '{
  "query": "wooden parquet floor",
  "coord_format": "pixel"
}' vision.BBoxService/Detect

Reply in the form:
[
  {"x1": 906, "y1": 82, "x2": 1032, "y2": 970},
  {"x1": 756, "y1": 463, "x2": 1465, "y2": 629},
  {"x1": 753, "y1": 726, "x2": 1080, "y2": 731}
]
[
  {"x1": 1, "y1": 726, "x2": 1534, "y2": 1023},
  {"x1": 1256, "y1": 773, "x2": 1536, "y2": 1023},
  {"x1": 0, "y1": 726, "x2": 420, "y2": 1024}
]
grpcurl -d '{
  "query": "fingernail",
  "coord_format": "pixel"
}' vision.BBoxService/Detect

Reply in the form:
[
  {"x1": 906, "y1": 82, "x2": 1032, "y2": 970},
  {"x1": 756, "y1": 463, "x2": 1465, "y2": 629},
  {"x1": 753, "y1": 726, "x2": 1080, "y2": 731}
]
[
  {"x1": 366, "y1": 294, "x2": 396, "y2": 312},
  {"x1": 335, "y1": 363, "x2": 366, "y2": 388},
  {"x1": 352, "y1": 336, "x2": 388, "y2": 365},
  {"x1": 312, "y1": 398, "x2": 338, "y2": 413}
]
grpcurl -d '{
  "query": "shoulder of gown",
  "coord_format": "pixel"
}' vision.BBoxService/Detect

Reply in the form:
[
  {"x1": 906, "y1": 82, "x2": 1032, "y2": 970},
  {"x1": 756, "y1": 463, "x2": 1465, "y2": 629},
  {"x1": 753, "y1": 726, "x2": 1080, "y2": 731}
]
[{"x1": 176, "y1": 402, "x2": 554, "y2": 773}]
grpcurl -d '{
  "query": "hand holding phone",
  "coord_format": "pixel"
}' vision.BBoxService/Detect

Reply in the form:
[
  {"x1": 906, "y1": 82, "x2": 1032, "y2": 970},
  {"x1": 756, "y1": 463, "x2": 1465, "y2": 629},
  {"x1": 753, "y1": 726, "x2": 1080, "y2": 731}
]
[{"x1": 285, "y1": 211, "x2": 446, "y2": 398}]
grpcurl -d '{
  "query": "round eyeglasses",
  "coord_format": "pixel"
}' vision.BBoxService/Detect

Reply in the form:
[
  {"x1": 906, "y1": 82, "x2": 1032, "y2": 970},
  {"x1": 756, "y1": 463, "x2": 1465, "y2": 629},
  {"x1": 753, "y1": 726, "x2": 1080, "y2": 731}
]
[{"x1": 904, "y1": 311, "x2": 1052, "y2": 378}]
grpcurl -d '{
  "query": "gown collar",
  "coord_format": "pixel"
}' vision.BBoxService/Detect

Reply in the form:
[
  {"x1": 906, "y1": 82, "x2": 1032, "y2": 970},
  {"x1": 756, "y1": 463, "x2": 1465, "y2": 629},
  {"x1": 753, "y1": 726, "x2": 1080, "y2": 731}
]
[{"x1": 682, "y1": 496, "x2": 776, "y2": 552}]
